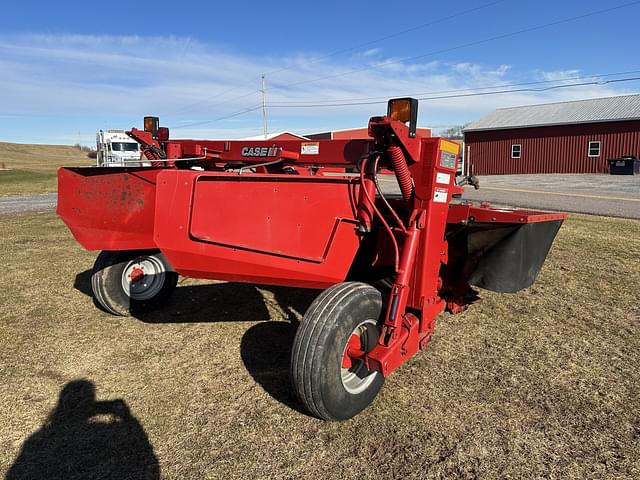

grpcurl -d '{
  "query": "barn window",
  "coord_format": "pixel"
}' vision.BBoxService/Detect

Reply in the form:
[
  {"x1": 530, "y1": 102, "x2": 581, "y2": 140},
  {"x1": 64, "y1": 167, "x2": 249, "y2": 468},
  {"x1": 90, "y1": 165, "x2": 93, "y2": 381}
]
[
  {"x1": 511, "y1": 144, "x2": 521, "y2": 159},
  {"x1": 588, "y1": 141, "x2": 601, "y2": 157}
]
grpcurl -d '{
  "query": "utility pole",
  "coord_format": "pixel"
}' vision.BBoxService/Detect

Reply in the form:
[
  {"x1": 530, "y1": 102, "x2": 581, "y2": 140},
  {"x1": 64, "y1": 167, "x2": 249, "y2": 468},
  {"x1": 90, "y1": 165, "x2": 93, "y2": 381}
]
[{"x1": 261, "y1": 74, "x2": 268, "y2": 139}]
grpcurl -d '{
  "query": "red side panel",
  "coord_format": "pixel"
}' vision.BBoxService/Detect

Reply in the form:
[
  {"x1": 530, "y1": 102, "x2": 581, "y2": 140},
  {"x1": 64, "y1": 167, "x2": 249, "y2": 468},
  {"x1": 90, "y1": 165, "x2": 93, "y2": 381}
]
[
  {"x1": 154, "y1": 171, "x2": 362, "y2": 289},
  {"x1": 191, "y1": 176, "x2": 351, "y2": 262},
  {"x1": 57, "y1": 167, "x2": 160, "y2": 251}
]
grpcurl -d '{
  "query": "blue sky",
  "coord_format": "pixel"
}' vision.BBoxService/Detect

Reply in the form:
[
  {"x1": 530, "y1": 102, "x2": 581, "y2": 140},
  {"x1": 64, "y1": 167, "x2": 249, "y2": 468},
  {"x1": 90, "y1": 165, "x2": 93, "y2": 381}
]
[{"x1": 1, "y1": 0, "x2": 639, "y2": 144}]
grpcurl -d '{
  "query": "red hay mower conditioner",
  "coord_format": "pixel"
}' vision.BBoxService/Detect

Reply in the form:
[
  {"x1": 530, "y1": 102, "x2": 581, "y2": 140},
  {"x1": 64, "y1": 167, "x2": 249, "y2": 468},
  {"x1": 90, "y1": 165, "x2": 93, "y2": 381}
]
[{"x1": 57, "y1": 99, "x2": 566, "y2": 421}]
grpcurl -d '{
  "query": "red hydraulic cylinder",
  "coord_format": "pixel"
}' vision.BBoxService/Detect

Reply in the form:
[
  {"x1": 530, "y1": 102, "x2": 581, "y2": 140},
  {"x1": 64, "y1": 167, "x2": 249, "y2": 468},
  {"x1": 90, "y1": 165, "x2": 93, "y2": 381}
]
[{"x1": 365, "y1": 217, "x2": 422, "y2": 376}]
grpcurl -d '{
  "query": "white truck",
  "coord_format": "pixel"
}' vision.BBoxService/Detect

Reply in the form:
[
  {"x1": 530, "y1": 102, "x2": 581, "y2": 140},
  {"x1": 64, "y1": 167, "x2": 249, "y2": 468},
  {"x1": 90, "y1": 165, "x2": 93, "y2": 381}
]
[{"x1": 96, "y1": 130, "x2": 143, "y2": 167}]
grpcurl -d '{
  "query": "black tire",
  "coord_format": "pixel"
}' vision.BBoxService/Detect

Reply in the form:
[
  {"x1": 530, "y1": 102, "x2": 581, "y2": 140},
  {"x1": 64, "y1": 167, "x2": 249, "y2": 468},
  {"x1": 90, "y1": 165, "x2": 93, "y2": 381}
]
[
  {"x1": 291, "y1": 282, "x2": 384, "y2": 421},
  {"x1": 91, "y1": 250, "x2": 178, "y2": 316}
]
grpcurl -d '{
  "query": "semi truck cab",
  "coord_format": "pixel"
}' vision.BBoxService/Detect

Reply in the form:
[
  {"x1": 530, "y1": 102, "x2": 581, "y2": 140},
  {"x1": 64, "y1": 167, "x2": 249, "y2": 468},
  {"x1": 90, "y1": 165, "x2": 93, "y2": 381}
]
[{"x1": 96, "y1": 130, "x2": 143, "y2": 167}]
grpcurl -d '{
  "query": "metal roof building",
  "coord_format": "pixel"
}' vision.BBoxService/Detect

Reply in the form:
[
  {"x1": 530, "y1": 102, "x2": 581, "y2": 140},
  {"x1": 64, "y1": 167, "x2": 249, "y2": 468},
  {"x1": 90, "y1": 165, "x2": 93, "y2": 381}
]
[{"x1": 464, "y1": 94, "x2": 640, "y2": 174}]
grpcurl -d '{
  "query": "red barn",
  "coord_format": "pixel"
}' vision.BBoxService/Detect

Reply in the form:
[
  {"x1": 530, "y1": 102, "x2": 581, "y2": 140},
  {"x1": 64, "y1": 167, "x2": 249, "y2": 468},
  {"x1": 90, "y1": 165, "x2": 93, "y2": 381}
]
[
  {"x1": 464, "y1": 94, "x2": 640, "y2": 174},
  {"x1": 242, "y1": 131, "x2": 309, "y2": 141},
  {"x1": 307, "y1": 126, "x2": 432, "y2": 140}
]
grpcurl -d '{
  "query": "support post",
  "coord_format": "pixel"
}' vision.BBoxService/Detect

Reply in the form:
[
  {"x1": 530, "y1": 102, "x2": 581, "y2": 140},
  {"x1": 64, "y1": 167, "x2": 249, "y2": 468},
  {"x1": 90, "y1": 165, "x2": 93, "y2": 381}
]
[{"x1": 261, "y1": 74, "x2": 268, "y2": 139}]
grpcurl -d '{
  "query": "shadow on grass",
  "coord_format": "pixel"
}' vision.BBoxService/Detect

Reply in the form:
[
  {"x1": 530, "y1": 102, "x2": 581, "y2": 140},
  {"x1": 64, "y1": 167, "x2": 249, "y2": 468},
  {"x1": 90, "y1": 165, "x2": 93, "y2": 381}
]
[
  {"x1": 73, "y1": 269, "x2": 92, "y2": 296},
  {"x1": 74, "y1": 269, "x2": 318, "y2": 324},
  {"x1": 6, "y1": 380, "x2": 159, "y2": 480},
  {"x1": 240, "y1": 321, "x2": 312, "y2": 416},
  {"x1": 73, "y1": 269, "x2": 319, "y2": 414}
]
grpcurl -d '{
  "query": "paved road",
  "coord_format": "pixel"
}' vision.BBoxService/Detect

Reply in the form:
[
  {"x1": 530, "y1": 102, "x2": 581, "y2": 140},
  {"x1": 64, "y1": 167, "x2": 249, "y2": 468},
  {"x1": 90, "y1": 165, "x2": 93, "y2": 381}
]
[
  {"x1": 462, "y1": 174, "x2": 640, "y2": 219},
  {"x1": 0, "y1": 193, "x2": 57, "y2": 215},
  {"x1": 378, "y1": 173, "x2": 639, "y2": 219}
]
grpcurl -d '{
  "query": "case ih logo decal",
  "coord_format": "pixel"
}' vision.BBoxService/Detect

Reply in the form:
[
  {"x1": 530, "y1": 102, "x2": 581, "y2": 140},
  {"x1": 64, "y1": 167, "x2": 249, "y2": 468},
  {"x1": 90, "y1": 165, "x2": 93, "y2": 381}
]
[{"x1": 241, "y1": 146, "x2": 279, "y2": 157}]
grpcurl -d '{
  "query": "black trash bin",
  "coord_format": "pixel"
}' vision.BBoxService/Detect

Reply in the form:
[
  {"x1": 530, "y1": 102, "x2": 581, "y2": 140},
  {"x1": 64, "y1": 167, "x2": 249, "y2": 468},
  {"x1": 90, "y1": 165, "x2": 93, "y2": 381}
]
[{"x1": 608, "y1": 156, "x2": 640, "y2": 175}]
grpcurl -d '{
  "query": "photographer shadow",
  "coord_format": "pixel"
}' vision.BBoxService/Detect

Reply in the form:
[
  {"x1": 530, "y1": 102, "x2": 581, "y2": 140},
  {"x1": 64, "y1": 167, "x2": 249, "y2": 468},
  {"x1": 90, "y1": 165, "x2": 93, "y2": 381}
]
[{"x1": 6, "y1": 380, "x2": 159, "y2": 480}]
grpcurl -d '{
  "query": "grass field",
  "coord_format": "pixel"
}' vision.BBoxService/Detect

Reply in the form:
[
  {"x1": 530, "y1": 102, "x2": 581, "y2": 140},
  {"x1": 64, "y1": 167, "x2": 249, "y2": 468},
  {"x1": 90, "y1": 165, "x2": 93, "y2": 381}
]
[
  {"x1": 0, "y1": 142, "x2": 90, "y2": 196},
  {"x1": 0, "y1": 212, "x2": 639, "y2": 479}
]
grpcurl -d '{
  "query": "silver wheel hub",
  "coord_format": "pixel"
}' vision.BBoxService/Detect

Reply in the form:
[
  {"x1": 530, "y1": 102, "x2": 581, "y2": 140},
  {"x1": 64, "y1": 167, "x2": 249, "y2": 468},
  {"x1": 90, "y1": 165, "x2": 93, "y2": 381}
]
[
  {"x1": 121, "y1": 255, "x2": 166, "y2": 301},
  {"x1": 341, "y1": 319, "x2": 380, "y2": 395}
]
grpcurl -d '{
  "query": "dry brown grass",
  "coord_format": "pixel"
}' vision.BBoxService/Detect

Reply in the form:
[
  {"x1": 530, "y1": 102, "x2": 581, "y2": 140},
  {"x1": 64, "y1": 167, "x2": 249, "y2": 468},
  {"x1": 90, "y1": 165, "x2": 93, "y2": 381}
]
[
  {"x1": 0, "y1": 212, "x2": 638, "y2": 479},
  {"x1": 0, "y1": 142, "x2": 90, "y2": 196}
]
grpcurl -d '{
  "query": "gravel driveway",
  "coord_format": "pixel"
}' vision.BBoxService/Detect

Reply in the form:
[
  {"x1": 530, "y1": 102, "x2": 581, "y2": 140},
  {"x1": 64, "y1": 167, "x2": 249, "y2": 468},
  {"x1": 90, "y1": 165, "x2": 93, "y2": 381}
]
[{"x1": 0, "y1": 193, "x2": 57, "y2": 215}]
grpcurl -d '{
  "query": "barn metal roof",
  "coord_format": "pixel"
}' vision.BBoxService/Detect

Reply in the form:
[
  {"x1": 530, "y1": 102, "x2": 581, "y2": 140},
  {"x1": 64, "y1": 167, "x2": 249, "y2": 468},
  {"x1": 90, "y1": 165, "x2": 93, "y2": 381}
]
[
  {"x1": 464, "y1": 94, "x2": 640, "y2": 132},
  {"x1": 241, "y1": 131, "x2": 309, "y2": 140}
]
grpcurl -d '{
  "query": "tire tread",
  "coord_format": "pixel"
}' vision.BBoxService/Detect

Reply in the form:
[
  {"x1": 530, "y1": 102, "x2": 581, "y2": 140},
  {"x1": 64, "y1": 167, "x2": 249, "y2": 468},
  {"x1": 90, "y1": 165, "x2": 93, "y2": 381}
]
[{"x1": 291, "y1": 282, "x2": 382, "y2": 420}]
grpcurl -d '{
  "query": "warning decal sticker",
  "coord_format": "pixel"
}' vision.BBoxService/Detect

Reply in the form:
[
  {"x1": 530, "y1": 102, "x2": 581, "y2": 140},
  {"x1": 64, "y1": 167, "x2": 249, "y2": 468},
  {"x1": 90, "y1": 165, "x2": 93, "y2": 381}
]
[
  {"x1": 301, "y1": 142, "x2": 320, "y2": 155},
  {"x1": 433, "y1": 188, "x2": 448, "y2": 203},
  {"x1": 436, "y1": 172, "x2": 451, "y2": 185},
  {"x1": 439, "y1": 151, "x2": 456, "y2": 169}
]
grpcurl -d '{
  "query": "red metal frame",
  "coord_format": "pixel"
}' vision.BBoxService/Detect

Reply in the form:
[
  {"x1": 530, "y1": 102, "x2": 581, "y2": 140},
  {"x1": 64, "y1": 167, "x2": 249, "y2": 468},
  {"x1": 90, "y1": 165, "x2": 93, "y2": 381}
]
[{"x1": 57, "y1": 110, "x2": 566, "y2": 379}]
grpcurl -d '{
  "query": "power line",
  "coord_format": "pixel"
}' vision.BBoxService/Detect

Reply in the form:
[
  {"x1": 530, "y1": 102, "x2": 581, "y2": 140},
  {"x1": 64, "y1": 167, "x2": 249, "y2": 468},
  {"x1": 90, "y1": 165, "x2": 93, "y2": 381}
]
[
  {"x1": 163, "y1": 0, "x2": 509, "y2": 116},
  {"x1": 264, "y1": 0, "x2": 510, "y2": 76},
  {"x1": 164, "y1": 2, "x2": 640, "y2": 129},
  {"x1": 172, "y1": 104, "x2": 262, "y2": 130},
  {"x1": 273, "y1": 0, "x2": 640, "y2": 90},
  {"x1": 266, "y1": 76, "x2": 640, "y2": 109},
  {"x1": 267, "y1": 69, "x2": 640, "y2": 107},
  {"x1": 169, "y1": 76, "x2": 640, "y2": 129},
  {"x1": 166, "y1": 86, "x2": 260, "y2": 117},
  {"x1": 166, "y1": 1, "x2": 640, "y2": 119},
  {"x1": 161, "y1": 1, "x2": 639, "y2": 119}
]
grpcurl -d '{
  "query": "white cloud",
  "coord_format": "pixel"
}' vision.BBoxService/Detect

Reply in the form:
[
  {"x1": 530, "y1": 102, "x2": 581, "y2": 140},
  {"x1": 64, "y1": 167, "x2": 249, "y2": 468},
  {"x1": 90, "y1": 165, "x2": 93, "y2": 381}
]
[
  {"x1": 362, "y1": 48, "x2": 382, "y2": 57},
  {"x1": 0, "y1": 33, "x2": 635, "y2": 143},
  {"x1": 538, "y1": 69, "x2": 582, "y2": 81}
]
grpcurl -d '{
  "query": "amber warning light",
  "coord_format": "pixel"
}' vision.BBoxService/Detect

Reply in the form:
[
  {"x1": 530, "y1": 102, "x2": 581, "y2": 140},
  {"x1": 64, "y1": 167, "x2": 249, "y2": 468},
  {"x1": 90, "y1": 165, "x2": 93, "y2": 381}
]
[
  {"x1": 387, "y1": 98, "x2": 418, "y2": 138},
  {"x1": 144, "y1": 116, "x2": 159, "y2": 138}
]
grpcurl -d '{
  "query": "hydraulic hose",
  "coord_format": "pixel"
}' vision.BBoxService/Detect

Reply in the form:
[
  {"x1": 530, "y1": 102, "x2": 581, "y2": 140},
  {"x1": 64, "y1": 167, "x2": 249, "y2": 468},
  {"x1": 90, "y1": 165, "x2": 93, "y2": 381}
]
[
  {"x1": 359, "y1": 156, "x2": 399, "y2": 271},
  {"x1": 388, "y1": 145, "x2": 413, "y2": 202}
]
